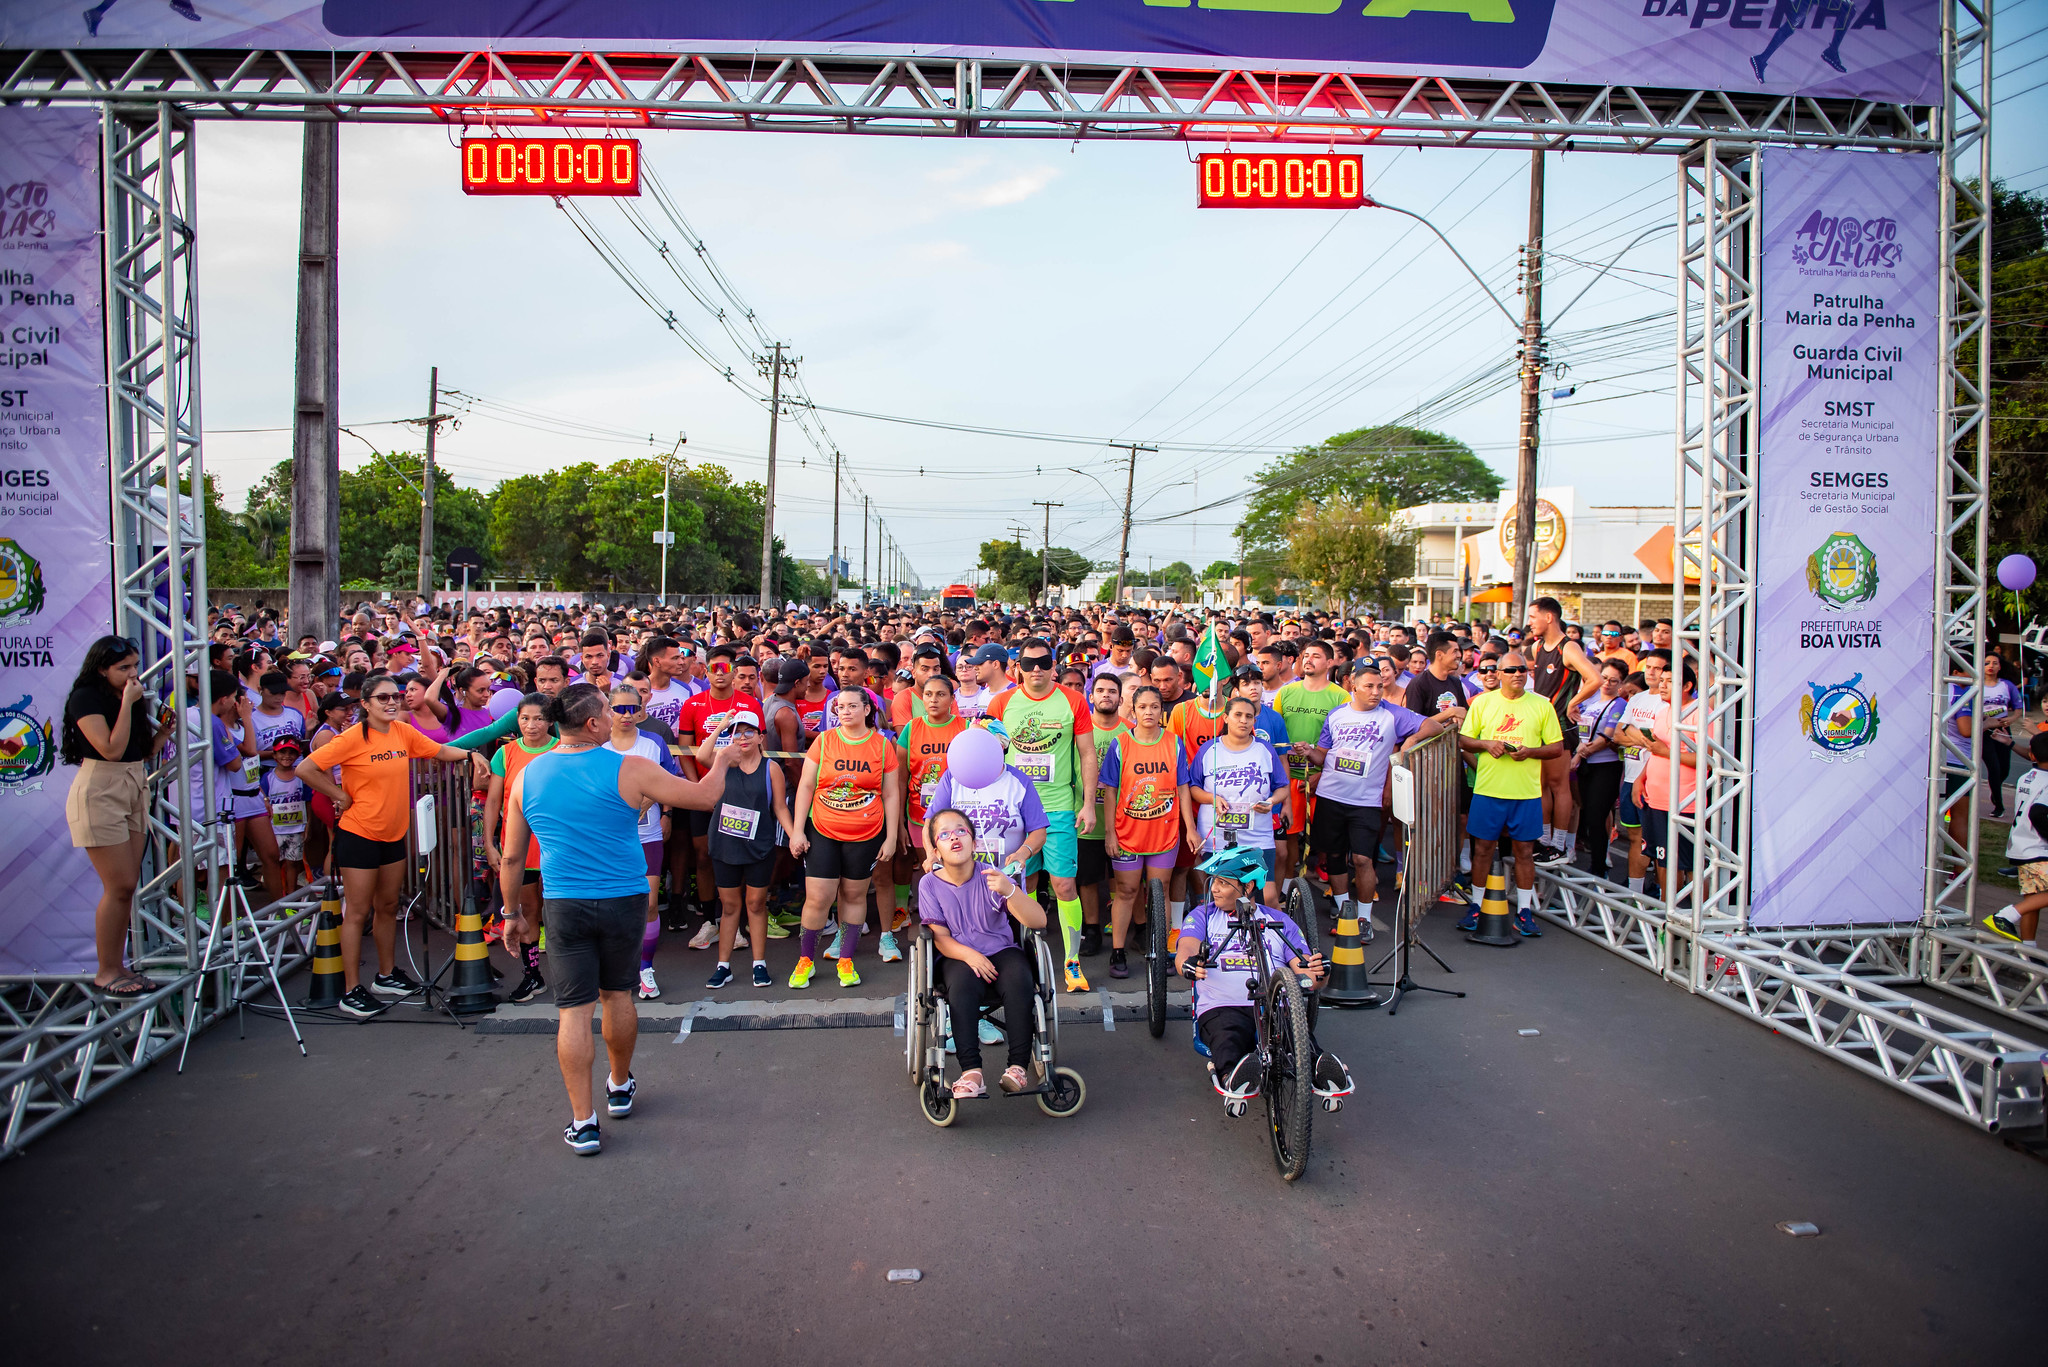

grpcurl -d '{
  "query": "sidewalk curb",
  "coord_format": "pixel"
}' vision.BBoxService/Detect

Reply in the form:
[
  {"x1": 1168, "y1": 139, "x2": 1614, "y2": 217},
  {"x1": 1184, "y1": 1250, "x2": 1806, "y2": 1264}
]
[{"x1": 473, "y1": 988, "x2": 1193, "y2": 1034}]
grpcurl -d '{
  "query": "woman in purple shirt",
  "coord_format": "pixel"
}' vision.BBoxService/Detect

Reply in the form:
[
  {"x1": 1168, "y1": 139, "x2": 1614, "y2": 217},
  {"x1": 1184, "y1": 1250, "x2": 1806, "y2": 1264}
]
[{"x1": 918, "y1": 807, "x2": 1048, "y2": 1099}]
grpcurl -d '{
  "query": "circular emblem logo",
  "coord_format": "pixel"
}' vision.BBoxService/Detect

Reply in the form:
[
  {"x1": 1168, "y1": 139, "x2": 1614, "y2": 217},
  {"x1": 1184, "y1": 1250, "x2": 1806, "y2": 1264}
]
[
  {"x1": 1125, "y1": 779, "x2": 1175, "y2": 820},
  {"x1": 0, "y1": 539, "x2": 46, "y2": 622},
  {"x1": 1008, "y1": 715, "x2": 1055, "y2": 755},
  {"x1": 1804, "y1": 532, "x2": 1878, "y2": 609},
  {"x1": 1498, "y1": 499, "x2": 1566, "y2": 575},
  {"x1": 819, "y1": 777, "x2": 875, "y2": 814},
  {"x1": 0, "y1": 696, "x2": 55, "y2": 791},
  {"x1": 1799, "y1": 675, "x2": 1881, "y2": 756}
]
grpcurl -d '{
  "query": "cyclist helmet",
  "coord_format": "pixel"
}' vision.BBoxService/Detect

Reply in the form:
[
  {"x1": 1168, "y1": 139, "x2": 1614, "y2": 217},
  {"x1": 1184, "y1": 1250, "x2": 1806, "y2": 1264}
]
[
  {"x1": 1195, "y1": 846, "x2": 1267, "y2": 886},
  {"x1": 976, "y1": 717, "x2": 1010, "y2": 748}
]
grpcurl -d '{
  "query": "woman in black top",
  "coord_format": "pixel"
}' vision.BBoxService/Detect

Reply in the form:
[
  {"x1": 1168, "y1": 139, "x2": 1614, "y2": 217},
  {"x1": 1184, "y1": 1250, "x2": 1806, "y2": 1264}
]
[{"x1": 61, "y1": 635, "x2": 171, "y2": 997}]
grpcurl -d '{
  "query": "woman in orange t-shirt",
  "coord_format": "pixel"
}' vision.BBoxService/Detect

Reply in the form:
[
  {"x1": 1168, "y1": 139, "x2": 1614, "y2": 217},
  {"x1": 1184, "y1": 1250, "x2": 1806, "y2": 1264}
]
[
  {"x1": 300, "y1": 673, "x2": 487, "y2": 1016},
  {"x1": 786, "y1": 687, "x2": 902, "y2": 990}
]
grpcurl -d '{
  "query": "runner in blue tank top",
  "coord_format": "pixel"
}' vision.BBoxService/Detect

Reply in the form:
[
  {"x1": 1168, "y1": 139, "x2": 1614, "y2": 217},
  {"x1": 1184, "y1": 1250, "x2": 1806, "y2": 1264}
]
[{"x1": 499, "y1": 684, "x2": 735, "y2": 1156}]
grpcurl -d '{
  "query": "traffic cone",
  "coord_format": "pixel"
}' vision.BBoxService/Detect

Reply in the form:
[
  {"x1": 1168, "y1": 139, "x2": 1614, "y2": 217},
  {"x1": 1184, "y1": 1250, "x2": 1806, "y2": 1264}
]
[
  {"x1": 446, "y1": 899, "x2": 498, "y2": 1016},
  {"x1": 300, "y1": 878, "x2": 346, "y2": 1008},
  {"x1": 1465, "y1": 851, "x2": 1519, "y2": 948},
  {"x1": 1321, "y1": 899, "x2": 1386, "y2": 1008}
]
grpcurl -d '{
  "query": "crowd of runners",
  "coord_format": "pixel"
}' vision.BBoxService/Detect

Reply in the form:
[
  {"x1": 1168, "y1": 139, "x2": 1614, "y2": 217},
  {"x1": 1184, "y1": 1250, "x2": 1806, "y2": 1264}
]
[{"x1": 58, "y1": 591, "x2": 2041, "y2": 1146}]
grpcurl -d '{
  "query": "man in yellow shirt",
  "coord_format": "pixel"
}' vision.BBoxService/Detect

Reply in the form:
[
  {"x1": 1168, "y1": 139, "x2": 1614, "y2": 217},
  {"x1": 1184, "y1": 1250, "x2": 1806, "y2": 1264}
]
[{"x1": 1457, "y1": 651, "x2": 1563, "y2": 937}]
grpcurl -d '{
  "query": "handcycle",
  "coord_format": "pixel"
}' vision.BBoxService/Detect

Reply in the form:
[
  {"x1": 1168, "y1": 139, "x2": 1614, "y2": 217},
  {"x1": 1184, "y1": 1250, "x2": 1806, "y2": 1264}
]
[
  {"x1": 904, "y1": 923, "x2": 1086, "y2": 1127},
  {"x1": 1180, "y1": 852, "x2": 1353, "y2": 1181}
]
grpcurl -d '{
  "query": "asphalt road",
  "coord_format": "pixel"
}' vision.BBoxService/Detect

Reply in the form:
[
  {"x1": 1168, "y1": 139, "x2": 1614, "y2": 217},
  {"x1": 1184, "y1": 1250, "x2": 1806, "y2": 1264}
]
[{"x1": 3, "y1": 910, "x2": 2044, "y2": 1366}]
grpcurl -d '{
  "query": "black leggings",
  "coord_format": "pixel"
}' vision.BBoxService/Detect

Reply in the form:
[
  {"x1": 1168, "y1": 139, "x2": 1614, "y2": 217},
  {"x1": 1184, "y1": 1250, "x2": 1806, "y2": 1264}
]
[
  {"x1": 1575, "y1": 763, "x2": 1624, "y2": 877},
  {"x1": 1986, "y1": 739, "x2": 2014, "y2": 813},
  {"x1": 939, "y1": 947, "x2": 1033, "y2": 1072},
  {"x1": 1198, "y1": 1006, "x2": 1257, "y2": 1078}
]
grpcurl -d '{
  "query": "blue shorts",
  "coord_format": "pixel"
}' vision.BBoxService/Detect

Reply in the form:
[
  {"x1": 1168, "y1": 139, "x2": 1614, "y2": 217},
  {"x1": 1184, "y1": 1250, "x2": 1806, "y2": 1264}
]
[
  {"x1": 1025, "y1": 810, "x2": 1079, "y2": 880},
  {"x1": 1616, "y1": 782, "x2": 1642, "y2": 829},
  {"x1": 1468, "y1": 793, "x2": 1544, "y2": 844}
]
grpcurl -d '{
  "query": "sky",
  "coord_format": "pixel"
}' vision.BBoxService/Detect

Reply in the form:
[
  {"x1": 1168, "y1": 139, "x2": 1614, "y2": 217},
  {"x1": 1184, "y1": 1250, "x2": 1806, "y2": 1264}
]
[{"x1": 192, "y1": 34, "x2": 2048, "y2": 592}]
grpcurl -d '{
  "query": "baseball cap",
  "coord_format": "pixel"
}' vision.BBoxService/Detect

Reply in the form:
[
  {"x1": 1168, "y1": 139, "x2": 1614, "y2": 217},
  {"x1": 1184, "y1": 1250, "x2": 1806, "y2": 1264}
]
[
  {"x1": 318, "y1": 640, "x2": 339, "y2": 653},
  {"x1": 267, "y1": 735, "x2": 305, "y2": 757},
  {"x1": 760, "y1": 657, "x2": 803, "y2": 693},
  {"x1": 966, "y1": 643, "x2": 1010, "y2": 666}
]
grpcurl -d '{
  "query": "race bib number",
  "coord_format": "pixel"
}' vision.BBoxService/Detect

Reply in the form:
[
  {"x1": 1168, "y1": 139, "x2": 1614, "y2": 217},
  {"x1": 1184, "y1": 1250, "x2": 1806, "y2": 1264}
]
[
  {"x1": 1214, "y1": 798, "x2": 1252, "y2": 830},
  {"x1": 1013, "y1": 752, "x2": 1053, "y2": 783},
  {"x1": 972, "y1": 836, "x2": 1006, "y2": 866},
  {"x1": 268, "y1": 798, "x2": 306, "y2": 832},
  {"x1": 1332, "y1": 747, "x2": 1366, "y2": 777},
  {"x1": 919, "y1": 776, "x2": 939, "y2": 810},
  {"x1": 1286, "y1": 752, "x2": 1312, "y2": 780},
  {"x1": 717, "y1": 803, "x2": 761, "y2": 841}
]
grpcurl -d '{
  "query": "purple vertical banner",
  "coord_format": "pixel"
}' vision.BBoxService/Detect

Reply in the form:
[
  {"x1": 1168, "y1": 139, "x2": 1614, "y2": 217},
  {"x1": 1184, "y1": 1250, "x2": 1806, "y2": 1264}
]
[
  {"x1": 1750, "y1": 147, "x2": 1938, "y2": 928},
  {"x1": 0, "y1": 108, "x2": 114, "y2": 974}
]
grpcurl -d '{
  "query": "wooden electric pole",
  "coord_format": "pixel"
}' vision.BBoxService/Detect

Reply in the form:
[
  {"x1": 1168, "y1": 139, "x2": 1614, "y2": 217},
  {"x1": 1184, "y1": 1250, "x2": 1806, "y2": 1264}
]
[
  {"x1": 1510, "y1": 150, "x2": 1546, "y2": 630},
  {"x1": 1109, "y1": 441, "x2": 1155, "y2": 607},
  {"x1": 289, "y1": 118, "x2": 340, "y2": 640}
]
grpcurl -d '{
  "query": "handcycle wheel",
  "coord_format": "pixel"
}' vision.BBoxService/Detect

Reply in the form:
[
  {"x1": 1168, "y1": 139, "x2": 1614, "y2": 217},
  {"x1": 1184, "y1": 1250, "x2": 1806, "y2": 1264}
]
[
  {"x1": 904, "y1": 938, "x2": 926, "y2": 1084},
  {"x1": 1264, "y1": 967, "x2": 1315, "y2": 1181},
  {"x1": 919, "y1": 1075, "x2": 958, "y2": 1128},
  {"x1": 1037, "y1": 1065, "x2": 1086, "y2": 1117},
  {"x1": 1286, "y1": 878, "x2": 1321, "y2": 963},
  {"x1": 1146, "y1": 878, "x2": 1169, "y2": 1038}
]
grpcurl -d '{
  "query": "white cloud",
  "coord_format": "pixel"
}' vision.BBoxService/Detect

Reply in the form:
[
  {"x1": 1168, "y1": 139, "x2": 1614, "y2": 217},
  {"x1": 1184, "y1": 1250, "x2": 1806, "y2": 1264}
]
[{"x1": 954, "y1": 166, "x2": 1058, "y2": 209}]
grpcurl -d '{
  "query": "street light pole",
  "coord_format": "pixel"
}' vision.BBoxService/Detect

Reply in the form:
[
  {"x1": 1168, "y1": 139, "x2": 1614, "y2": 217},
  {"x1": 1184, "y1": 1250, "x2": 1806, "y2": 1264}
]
[
  {"x1": 658, "y1": 432, "x2": 687, "y2": 606},
  {"x1": 1108, "y1": 441, "x2": 1155, "y2": 606},
  {"x1": 829, "y1": 448, "x2": 841, "y2": 601},
  {"x1": 756, "y1": 343, "x2": 796, "y2": 607}
]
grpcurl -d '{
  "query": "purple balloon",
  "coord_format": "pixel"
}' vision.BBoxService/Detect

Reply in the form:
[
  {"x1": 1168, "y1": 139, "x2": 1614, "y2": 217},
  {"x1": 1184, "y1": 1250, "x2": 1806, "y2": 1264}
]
[
  {"x1": 1998, "y1": 554, "x2": 2037, "y2": 593},
  {"x1": 487, "y1": 686, "x2": 522, "y2": 719},
  {"x1": 946, "y1": 726, "x2": 1005, "y2": 789}
]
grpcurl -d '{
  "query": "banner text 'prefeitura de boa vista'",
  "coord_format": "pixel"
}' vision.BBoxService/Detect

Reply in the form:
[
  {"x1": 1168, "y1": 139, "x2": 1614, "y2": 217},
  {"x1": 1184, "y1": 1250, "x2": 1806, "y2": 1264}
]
[{"x1": 4, "y1": 0, "x2": 1940, "y2": 105}]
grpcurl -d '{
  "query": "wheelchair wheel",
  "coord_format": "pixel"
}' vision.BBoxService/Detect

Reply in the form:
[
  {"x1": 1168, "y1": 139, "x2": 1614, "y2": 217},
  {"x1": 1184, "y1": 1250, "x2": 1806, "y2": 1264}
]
[
  {"x1": 919, "y1": 1075, "x2": 958, "y2": 1128},
  {"x1": 1263, "y1": 968, "x2": 1315, "y2": 1182},
  {"x1": 904, "y1": 938, "x2": 926, "y2": 1084},
  {"x1": 1146, "y1": 878, "x2": 1169, "y2": 1039},
  {"x1": 1037, "y1": 1066, "x2": 1086, "y2": 1118},
  {"x1": 1031, "y1": 931, "x2": 1059, "y2": 1046}
]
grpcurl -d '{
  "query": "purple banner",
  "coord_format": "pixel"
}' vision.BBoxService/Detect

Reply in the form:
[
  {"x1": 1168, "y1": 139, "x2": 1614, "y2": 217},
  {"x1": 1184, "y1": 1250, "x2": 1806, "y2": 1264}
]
[
  {"x1": 0, "y1": 109, "x2": 115, "y2": 974},
  {"x1": 1750, "y1": 146, "x2": 1937, "y2": 928},
  {"x1": 3, "y1": 0, "x2": 1940, "y2": 105}
]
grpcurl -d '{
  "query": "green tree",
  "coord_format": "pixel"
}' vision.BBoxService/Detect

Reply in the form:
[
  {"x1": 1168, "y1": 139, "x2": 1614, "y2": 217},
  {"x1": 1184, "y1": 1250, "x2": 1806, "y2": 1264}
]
[
  {"x1": 978, "y1": 538, "x2": 1089, "y2": 601},
  {"x1": 189, "y1": 472, "x2": 268, "y2": 586},
  {"x1": 330, "y1": 451, "x2": 491, "y2": 586},
  {"x1": 1235, "y1": 426, "x2": 1498, "y2": 596},
  {"x1": 1285, "y1": 494, "x2": 1413, "y2": 613}
]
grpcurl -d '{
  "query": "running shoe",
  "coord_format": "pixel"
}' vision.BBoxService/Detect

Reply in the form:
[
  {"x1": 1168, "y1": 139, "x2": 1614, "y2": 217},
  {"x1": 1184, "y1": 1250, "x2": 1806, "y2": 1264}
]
[
  {"x1": 890, "y1": 908, "x2": 910, "y2": 933},
  {"x1": 1360, "y1": 919, "x2": 1375, "y2": 944},
  {"x1": 1982, "y1": 911, "x2": 2023, "y2": 943},
  {"x1": 638, "y1": 967, "x2": 661, "y2": 1000},
  {"x1": 788, "y1": 955, "x2": 817, "y2": 989},
  {"x1": 1215, "y1": 1053, "x2": 1261, "y2": 1101},
  {"x1": 369, "y1": 970, "x2": 422, "y2": 1000},
  {"x1": 537, "y1": 926, "x2": 547, "y2": 954},
  {"x1": 735, "y1": 928, "x2": 750, "y2": 951},
  {"x1": 769, "y1": 908, "x2": 802, "y2": 929},
  {"x1": 1515, "y1": 907, "x2": 1544, "y2": 938},
  {"x1": 337, "y1": 985, "x2": 386, "y2": 1019},
  {"x1": 1080, "y1": 926, "x2": 1103, "y2": 958},
  {"x1": 752, "y1": 962, "x2": 773, "y2": 988},
  {"x1": 506, "y1": 970, "x2": 547, "y2": 1004},
  {"x1": 878, "y1": 931, "x2": 902, "y2": 963},
  {"x1": 1456, "y1": 906, "x2": 1480, "y2": 933},
  {"x1": 564, "y1": 1118, "x2": 601, "y2": 1155},
  {"x1": 707, "y1": 963, "x2": 733, "y2": 989},
  {"x1": 763, "y1": 918, "x2": 791, "y2": 939},
  {"x1": 837, "y1": 956, "x2": 861, "y2": 987},
  {"x1": 605, "y1": 1073, "x2": 636, "y2": 1118},
  {"x1": 1533, "y1": 843, "x2": 1569, "y2": 867},
  {"x1": 1062, "y1": 960, "x2": 1088, "y2": 992},
  {"x1": 483, "y1": 913, "x2": 507, "y2": 945},
  {"x1": 1108, "y1": 947, "x2": 1129, "y2": 979},
  {"x1": 978, "y1": 1019, "x2": 1003, "y2": 1046},
  {"x1": 824, "y1": 925, "x2": 847, "y2": 960},
  {"x1": 688, "y1": 921, "x2": 717, "y2": 951}
]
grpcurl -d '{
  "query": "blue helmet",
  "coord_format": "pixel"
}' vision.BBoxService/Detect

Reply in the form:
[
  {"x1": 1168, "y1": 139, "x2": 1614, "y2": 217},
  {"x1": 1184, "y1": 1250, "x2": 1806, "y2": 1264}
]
[{"x1": 1196, "y1": 846, "x2": 1267, "y2": 886}]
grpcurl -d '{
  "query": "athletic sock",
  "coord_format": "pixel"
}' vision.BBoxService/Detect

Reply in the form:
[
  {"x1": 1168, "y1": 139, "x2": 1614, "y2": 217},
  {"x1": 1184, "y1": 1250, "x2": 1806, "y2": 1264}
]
[
  {"x1": 716, "y1": 960, "x2": 730, "y2": 970},
  {"x1": 1458, "y1": 845, "x2": 1471, "y2": 874},
  {"x1": 640, "y1": 920, "x2": 660, "y2": 970},
  {"x1": 1994, "y1": 904, "x2": 2021, "y2": 925},
  {"x1": 800, "y1": 927, "x2": 822, "y2": 961},
  {"x1": 1562, "y1": 832, "x2": 1577, "y2": 857},
  {"x1": 1168, "y1": 899, "x2": 1186, "y2": 923},
  {"x1": 575, "y1": 1112, "x2": 596, "y2": 1128},
  {"x1": 1056, "y1": 897, "x2": 1084, "y2": 963},
  {"x1": 1516, "y1": 887, "x2": 1535, "y2": 912},
  {"x1": 521, "y1": 941, "x2": 541, "y2": 972},
  {"x1": 753, "y1": 959, "x2": 768, "y2": 970},
  {"x1": 1627, "y1": 876, "x2": 1645, "y2": 894},
  {"x1": 895, "y1": 884, "x2": 911, "y2": 910},
  {"x1": 840, "y1": 923, "x2": 863, "y2": 961}
]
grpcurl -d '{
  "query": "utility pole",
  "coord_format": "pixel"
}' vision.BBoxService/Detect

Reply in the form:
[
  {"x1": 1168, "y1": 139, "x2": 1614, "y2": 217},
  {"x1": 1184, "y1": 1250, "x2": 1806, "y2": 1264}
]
[
  {"x1": 1109, "y1": 441, "x2": 1155, "y2": 607},
  {"x1": 1237, "y1": 529, "x2": 1246, "y2": 609},
  {"x1": 657, "y1": 432, "x2": 687, "y2": 605},
  {"x1": 829, "y1": 449, "x2": 841, "y2": 600},
  {"x1": 414, "y1": 366, "x2": 455, "y2": 600},
  {"x1": 862, "y1": 494, "x2": 870, "y2": 595},
  {"x1": 756, "y1": 342, "x2": 795, "y2": 607},
  {"x1": 1510, "y1": 150, "x2": 1546, "y2": 630},
  {"x1": 288, "y1": 118, "x2": 340, "y2": 640},
  {"x1": 1031, "y1": 501, "x2": 1062, "y2": 604}
]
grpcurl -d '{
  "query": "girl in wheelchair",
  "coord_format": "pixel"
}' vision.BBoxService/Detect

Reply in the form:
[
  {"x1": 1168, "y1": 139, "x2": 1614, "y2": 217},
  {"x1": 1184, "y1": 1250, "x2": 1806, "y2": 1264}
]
[
  {"x1": 1175, "y1": 846, "x2": 1354, "y2": 1113},
  {"x1": 919, "y1": 806, "x2": 1049, "y2": 1099}
]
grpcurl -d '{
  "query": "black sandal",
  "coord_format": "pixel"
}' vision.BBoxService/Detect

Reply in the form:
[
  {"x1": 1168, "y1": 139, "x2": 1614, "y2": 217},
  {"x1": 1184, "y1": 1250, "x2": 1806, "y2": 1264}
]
[{"x1": 97, "y1": 975, "x2": 159, "y2": 1000}]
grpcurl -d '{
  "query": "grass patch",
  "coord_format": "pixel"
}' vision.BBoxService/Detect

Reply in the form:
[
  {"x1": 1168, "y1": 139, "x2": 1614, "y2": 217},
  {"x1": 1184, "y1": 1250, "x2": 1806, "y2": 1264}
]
[{"x1": 1980, "y1": 817, "x2": 2019, "y2": 891}]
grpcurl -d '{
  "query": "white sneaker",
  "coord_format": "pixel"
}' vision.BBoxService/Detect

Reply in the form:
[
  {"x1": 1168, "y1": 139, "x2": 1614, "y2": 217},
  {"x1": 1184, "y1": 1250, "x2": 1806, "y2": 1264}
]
[
  {"x1": 735, "y1": 928, "x2": 750, "y2": 951},
  {"x1": 688, "y1": 921, "x2": 717, "y2": 950},
  {"x1": 637, "y1": 967, "x2": 659, "y2": 1000}
]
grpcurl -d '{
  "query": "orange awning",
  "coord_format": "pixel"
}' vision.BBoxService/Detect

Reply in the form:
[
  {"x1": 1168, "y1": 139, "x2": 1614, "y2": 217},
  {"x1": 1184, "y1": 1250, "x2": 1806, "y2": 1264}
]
[{"x1": 1467, "y1": 585, "x2": 1514, "y2": 604}]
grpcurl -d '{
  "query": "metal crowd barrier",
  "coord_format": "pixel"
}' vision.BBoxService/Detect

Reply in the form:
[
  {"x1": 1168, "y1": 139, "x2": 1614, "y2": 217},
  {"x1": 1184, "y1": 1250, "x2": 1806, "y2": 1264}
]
[
  {"x1": 404, "y1": 759, "x2": 486, "y2": 934},
  {"x1": 1393, "y1": 729, "x2": 1463, "y2": 928}
]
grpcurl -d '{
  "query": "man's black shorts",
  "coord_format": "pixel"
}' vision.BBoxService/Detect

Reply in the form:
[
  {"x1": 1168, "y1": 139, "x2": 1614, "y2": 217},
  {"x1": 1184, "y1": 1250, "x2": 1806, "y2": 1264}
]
[
  {"x1": 712, "y1": 854, "x2": 778, "y2": 890},
  {"x1": 1076, "y1": 836, "x2": 1109, "y2": 886},
  {"x1": 545, "y1": 893, "x2": 646, "y2": 1009},
  {"x1": 1308, "y1": 796, "x2": 1384, "y2": 862},
  {"x1": 688, "y1": 808, "x2": 713, "y2": 838}
]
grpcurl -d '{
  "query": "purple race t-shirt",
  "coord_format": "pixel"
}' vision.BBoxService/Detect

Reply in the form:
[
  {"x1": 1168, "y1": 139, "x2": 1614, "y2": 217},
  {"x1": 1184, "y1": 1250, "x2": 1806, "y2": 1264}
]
[
  {"x1": 1314, "y1": 701, "x2": 1423, "y2": 808},
  {"x1": 1177, "y1": 902, "x2": 1309, "y2": 1017},
  {"x1": 917, "y1": 869, "x2": 1020, "y2": 959}
]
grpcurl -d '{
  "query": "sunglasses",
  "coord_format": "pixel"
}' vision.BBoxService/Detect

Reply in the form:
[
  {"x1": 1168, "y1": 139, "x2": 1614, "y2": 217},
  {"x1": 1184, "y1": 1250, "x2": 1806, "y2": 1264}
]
[
  {"x1": 366, "y1": 692, "x2": 402, "y2": 704},
  {"x1": 1499, "y1": 666, "x2": 1529, "y2": 675},
  {"x1": 1019, "y1": 656, "x2": 1054, "y2": 671},
  {"x1": 1476, "y1": 665, "x2": 1499, "y2": 673},
  {"x1": 611, "y1": 704, "x2": 641, "y2": 715}
]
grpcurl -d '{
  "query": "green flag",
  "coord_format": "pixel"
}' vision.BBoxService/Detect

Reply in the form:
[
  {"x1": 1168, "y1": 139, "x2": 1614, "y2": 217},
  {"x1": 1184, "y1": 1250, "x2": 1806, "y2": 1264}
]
[{"x1": 1192, "y1": 622, "x2": 1225, "y2": 702}]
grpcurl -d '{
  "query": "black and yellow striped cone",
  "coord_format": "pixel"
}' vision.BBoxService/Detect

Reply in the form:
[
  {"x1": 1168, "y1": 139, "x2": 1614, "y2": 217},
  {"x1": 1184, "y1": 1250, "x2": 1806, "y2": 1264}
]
[
  {"x1": 1465, "y1": 853, "x2": 1519, "y2": 948},
  {"x1": 1321, "y1": 900, "x2": 1387, "y2": 1008},
  {"x1": 300, "y1": 880, "x2": 346, "y2": 1008},
  {"x1": 446, "y1": 901, "x2": 498, "y2": 1016}
]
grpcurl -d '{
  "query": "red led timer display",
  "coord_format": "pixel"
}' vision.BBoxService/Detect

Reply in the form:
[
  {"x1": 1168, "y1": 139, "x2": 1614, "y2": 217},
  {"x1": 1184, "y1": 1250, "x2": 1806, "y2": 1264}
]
[
  {"x1": 460, "y1": 139, "x2": 641, "y2": 196},
  {"x1": 1197, "y1": 154, "x2": 1364, "y2": 209}
]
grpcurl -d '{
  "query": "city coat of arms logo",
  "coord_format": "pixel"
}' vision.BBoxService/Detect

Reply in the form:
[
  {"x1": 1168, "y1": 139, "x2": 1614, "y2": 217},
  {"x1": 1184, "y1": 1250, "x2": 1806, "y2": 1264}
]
[
  {"x1": 1805, "y1": 532, "x2": 1878, "y2": 609},
  {"x1": 1799, "y1": 675, "x2": 1880, "y2": 762}
]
